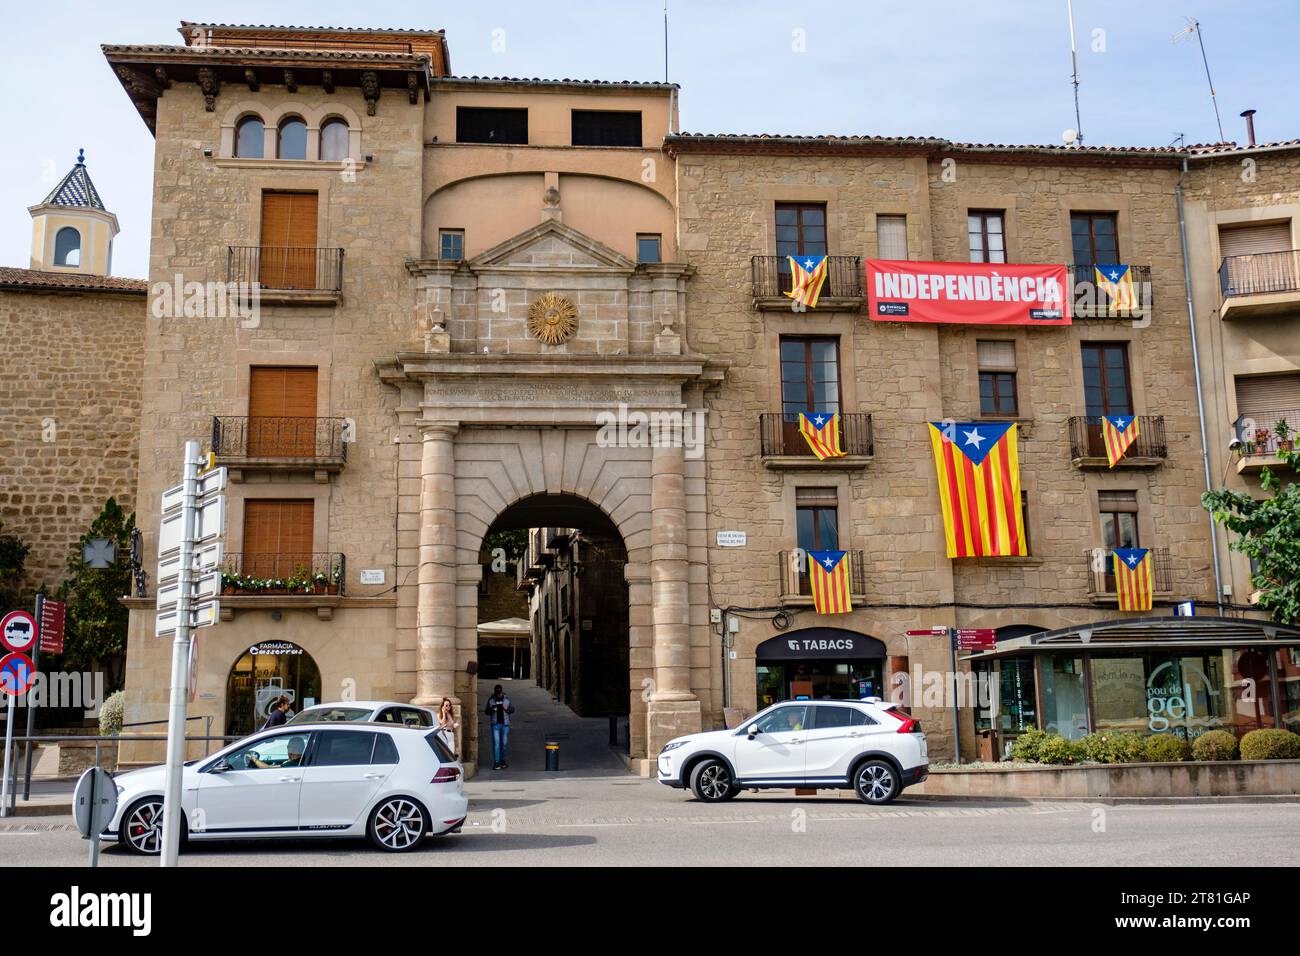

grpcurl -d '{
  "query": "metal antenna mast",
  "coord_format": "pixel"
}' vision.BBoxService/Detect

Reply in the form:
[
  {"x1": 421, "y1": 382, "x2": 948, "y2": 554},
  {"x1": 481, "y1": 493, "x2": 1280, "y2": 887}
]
[
  {"x1": 1066, "y1": 0, "x2": 1084, "y2": 144},
  {"x1": 1172, "y1": 17, "x2": 1226, "y2": 143}
]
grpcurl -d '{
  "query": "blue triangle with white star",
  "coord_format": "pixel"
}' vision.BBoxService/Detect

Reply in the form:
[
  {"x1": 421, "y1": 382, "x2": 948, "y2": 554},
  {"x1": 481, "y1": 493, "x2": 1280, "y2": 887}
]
[{"x1": 930, "y1": 421, "x2": 1014, "y2": 467}]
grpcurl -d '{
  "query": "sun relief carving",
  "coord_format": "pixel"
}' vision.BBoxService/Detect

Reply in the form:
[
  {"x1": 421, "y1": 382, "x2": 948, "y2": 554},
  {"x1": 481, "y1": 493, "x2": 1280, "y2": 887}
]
[{"x1": 527, "y1": 292, "x2": 578, "y2": 345}]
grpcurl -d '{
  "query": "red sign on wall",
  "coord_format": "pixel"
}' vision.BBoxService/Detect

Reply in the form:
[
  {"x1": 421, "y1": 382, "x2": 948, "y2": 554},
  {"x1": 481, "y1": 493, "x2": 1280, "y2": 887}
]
[
  {"x1": 866, "y1": 259, "x2": 1072, "y2": 326},
  {"x1": 39, "y1": 599, "x2": 66, "y2": 655}
]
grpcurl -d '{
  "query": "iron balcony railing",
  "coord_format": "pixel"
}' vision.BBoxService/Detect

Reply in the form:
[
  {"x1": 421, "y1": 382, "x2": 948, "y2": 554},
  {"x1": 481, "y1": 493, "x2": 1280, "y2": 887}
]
[
  {"x1": 1084, "y1": 547, "x2": 1172, "y2": 597},
  {"x1": 1067, "y1": 415, "x2": 1168, "y2": 461},
  {"x1": 1234, "y1": 407, "x2": 1300, "y2": 456},
  {"x1": 759, "y1": 412, "x2": 874, "y2": 457},
  {"x1": 778, "y1": 549, "x2": 867, "y2": 599},
  {"x1": 227, "y1": 245, "x2": 344, "y2": 292},
  {"x1": 222, "y1": 552, "x2": 346, "y2": 596},
  {"x1": 1068, "y1": 264, "x2": 1152, "y2": 317},
  {"x1": 212, "y1": 416, "x2": 349, "y2": 462},
  {"x1": 1219, "y1": 249, "x2": 1300, "y2": 298},
  {"x1": 751, "y1": 255, "x2": 864, "y2": 300}
]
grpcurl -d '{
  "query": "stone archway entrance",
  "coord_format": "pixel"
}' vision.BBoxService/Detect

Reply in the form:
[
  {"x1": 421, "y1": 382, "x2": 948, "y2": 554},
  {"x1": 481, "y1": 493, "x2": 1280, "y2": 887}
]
[{"x1": 225, "y1": 640, "x2": 321, "y2": 737}]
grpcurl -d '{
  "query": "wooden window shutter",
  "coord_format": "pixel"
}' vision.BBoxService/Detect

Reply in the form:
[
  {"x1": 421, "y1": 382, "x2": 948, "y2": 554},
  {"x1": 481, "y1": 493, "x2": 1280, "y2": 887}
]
[
  {"x1": 259, "y1": 192, "x2": 319, "y2": 289},
  {"x1": 247, "y1": 367, "x2": 318, "y2": 457},
  {"x1": 1218, "y1": 222, "x2": 1292, "y2": 258},
  {"x1": 242, "y1": 500, "x2": 315, "y2": 579},
  {"x1": 1235, "y1": 372, "x2": 1300, "y2": 418}
]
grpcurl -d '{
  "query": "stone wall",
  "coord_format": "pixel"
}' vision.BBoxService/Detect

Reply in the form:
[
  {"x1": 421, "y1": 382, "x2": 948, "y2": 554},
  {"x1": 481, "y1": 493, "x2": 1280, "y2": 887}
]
[{"x1": 0, "y1": 287, "x2": 144, "y2": 590}]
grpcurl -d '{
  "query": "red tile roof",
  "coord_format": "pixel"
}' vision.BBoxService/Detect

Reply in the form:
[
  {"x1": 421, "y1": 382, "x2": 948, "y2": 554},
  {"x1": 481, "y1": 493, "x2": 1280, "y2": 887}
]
[{"x1": 0, "y1": 267, "x2": 147, "y2": 295}]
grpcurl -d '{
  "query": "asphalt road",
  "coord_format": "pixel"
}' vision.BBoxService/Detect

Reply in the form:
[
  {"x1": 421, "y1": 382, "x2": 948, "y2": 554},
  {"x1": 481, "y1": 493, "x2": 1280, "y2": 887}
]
[{"x1": 3, "y1": 772, "x2": 1298, "y2": 867}]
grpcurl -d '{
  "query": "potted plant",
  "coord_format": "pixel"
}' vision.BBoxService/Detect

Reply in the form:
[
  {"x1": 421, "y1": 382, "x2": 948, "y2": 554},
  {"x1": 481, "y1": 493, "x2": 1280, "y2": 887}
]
[
  {"x1": 1275, "y1": 418, "x2": 1294, "y2": 452},
  {"x1": 1255, "y1": 427, "x2": 1272, "y2": 453}
]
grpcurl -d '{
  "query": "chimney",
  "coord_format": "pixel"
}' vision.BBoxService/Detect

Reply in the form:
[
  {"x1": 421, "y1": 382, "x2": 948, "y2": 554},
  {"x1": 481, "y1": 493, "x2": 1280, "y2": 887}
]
[{"x1": 1241, "y1": 109, "x2": 1257, "y2": 147}]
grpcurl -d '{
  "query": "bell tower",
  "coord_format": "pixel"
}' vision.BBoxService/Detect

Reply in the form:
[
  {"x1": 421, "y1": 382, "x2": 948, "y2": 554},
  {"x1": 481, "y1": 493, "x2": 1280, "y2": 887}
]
[{"x1": 28, "y1": 149, "x2": 120, "y2": 275}]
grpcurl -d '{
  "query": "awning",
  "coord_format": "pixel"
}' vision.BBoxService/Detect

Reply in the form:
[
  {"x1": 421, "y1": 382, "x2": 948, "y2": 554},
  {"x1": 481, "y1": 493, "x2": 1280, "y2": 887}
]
[{"x1": 757, "y1": 628, "x2": 887, "y2": 661}]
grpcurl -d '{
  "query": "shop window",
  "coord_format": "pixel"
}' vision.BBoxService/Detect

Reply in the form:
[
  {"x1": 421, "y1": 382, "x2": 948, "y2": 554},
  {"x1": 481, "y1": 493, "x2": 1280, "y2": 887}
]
[
  {"x1": 977, "y1": 340, "x2": 1018, "y2": 416},
  {"x1": 1278, "y1": 647, "x2": 1300, "y2": 734},
  {"x1": 968, "y1": 210, "x2": 1006, "y2": 263},
  {"x1": 1039, "y1": 656, "x2": 1088, "y2": 739}
]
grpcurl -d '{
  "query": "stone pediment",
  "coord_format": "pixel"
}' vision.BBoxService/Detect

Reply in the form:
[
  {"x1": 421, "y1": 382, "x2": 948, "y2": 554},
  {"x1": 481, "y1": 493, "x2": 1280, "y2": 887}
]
[{"x1": 468, "y1": 220, "x2": 637, "y2": 274}]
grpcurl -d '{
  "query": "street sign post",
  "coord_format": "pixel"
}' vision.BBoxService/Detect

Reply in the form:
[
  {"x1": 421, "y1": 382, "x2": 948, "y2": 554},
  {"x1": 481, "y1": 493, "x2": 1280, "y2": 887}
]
[
  {"x1": 22, "y1": 596, "x2": 66, "y2": 801},
  {"x1": 0, "y1": 648, "x2": 36, "y2": 818},
  {"x1": 158, "y1": 440, "x2": 224, "y2": 868},
  {"x1": 73, "y1": 766, "x2": 118, "y2": 868},
  {"x1": 956, "y1": 628, "x2": 997, "y2": 651}
]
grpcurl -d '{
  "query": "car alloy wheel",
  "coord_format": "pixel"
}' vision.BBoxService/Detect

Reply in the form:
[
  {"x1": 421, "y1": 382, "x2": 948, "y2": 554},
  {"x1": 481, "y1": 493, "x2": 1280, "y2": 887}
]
[
  {"x1": 690, "y1": 759, "x2": 737, "y2": 802},
  {"x1": 854, "y1": 761, "x2": 898, "y2": 805},
  {"x1": 122, "y1": 798, "x2": 166, "y2": 855},
  {"x1": 369, "y1": 798, "x2": 428, "y2": 852}
]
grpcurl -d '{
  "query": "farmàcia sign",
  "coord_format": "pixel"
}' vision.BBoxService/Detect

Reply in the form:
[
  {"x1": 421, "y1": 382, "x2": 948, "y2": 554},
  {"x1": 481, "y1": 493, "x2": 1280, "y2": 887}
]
[{"x1": 866, "y1": 259, "x2": 1072, "y2": 326}]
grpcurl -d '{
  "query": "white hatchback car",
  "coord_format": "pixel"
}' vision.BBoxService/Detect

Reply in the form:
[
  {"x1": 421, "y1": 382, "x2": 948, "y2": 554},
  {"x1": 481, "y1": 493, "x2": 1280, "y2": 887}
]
[
  {"x1": 288, "y1": 701, "x2": 436, "y2": 728},
  {"x1": 658, "y1": 699, "x2": 928, "y2": 804},
  {"x1": 103, "y1": 722, "x2": 467, "y2": 854}
]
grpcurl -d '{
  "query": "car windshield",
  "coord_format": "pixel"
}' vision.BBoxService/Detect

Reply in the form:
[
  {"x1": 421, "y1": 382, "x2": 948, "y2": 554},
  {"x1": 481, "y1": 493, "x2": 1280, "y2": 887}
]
[{"x1": 288, "y1": 706, "x2": 373, "y2": 724}]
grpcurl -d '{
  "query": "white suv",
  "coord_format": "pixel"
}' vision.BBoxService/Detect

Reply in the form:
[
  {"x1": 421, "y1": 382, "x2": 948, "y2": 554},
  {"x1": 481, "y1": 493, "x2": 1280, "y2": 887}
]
[{"x1": 658, "y1": 699, "x2": 928, "y2": 804}]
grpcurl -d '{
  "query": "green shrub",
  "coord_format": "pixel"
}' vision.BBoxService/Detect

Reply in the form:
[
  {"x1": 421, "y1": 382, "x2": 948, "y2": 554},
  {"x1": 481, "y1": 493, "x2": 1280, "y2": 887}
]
[
  {"x1": 1009, "y1": 728, "x2": 1050, "y2": 762},
  {"x1": 1191, "y1": 730, "x2": 1238, "y2": 761},
  {"x1": 1143, "y1": 734, "x2": 1191, "y2": 762},
  {"x1": 1076, "y1": 732, "x2": 1146, "y2": 764},
  {"x1": 1239, "y1": 728, "x2": 1300, "y2": 760},
  {"x1": 1037, "y1": 735, "x2": 1080, "y2": 765},
  {"x1": 98, "y1": 690, "x2": 125, "y2": 736}
]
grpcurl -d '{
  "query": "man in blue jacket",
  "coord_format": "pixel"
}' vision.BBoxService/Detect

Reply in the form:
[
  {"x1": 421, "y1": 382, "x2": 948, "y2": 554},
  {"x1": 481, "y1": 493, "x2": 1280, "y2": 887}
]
[{"x1": 485, "y1": 684, "x2": 515, "y2": 770}]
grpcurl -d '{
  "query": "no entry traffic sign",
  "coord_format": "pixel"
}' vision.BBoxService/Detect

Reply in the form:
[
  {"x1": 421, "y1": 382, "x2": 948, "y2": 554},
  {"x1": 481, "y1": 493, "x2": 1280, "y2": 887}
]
[
  {"x1": 0, "y1": 652, "x2": 36, "y2": 697},
  {"x1": 0, "y1": 611, "x2": 37, "y2": 654}
]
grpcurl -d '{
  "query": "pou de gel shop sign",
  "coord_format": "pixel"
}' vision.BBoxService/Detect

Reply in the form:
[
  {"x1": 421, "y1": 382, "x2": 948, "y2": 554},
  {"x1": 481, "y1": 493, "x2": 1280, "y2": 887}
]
[{"x1": 866, "y1": 259, "x2": 1072, "y2": 325}]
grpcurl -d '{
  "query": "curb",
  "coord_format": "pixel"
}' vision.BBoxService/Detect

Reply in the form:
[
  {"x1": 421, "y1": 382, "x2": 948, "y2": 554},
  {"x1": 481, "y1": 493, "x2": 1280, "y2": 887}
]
[{"x1": 906, "y1": 793, "x2": 1300, "y2": 806}]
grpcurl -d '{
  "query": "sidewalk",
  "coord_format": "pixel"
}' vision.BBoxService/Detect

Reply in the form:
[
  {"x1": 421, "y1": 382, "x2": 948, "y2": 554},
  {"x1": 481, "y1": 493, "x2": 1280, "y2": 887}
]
[{"x1": 475, "y1": 678, "x2": 629, "y2": 779}]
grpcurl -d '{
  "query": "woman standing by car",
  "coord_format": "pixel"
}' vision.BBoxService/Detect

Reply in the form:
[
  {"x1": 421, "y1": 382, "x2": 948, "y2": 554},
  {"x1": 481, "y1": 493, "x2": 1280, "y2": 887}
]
[{"x1": 436, "y1": 697, "x2": 459, "y2": 756}]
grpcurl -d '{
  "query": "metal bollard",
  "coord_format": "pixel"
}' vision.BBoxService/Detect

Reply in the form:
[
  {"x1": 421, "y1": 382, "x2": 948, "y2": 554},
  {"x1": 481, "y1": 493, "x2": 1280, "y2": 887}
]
[{"x1": 544, "y1": 740, "x2": 560, "y2": 771}]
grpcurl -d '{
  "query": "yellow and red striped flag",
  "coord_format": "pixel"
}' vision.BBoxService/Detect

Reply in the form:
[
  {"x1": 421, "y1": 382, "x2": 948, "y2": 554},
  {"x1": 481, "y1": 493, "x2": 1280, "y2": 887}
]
[
  {"x1": 1101, "y1": 415, "x2": 1140, "y2": 467},
  {"x1": 1113, "y1": 548, "x2": 1153, "y2": 611},
  {"x1": 785, "y1": 255, "x2": 829, "y2": 309},
  {"x1": 928, "y1": 421, "x2": 1026, "y2": 558},
  {"x1": 1094, "y1": 264, "x2": 1137, "y2": 313},
  {"x1": 798, "y1": 411, "x2": 845, "y2": 459},
  {"x1": 807, "y1": 550, "x2": 853, "y2": 614}
]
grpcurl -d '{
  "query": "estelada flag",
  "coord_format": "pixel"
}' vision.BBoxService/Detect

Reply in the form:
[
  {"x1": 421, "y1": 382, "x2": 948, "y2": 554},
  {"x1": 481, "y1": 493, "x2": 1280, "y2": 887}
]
[
  {"x1": 785, "y1": 255, "x2": 828, "y2": 309},
  {"x1": 1094, "y1": 264, "x2": 1137, "y2": 313},
  {"x1": 928, "y1": 421, "x2": 1026, "y2": 558},
  {"x1": 798, "y1": 411, "x2": 845, "y2": 459},
  {"x1": 1113, "y1": 548, "x2": 1153, "y2": 611},
  {"x1": 807, "y1": 550, "x2": 852, "y2": 614},
  {"x1": 1101, "y1": 414, "x2": 1140, "y2": 467}
]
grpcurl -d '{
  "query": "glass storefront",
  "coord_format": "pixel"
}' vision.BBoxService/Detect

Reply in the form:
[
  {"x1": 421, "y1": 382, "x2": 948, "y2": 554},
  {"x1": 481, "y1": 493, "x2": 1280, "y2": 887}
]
[
  {"x1": 756, "y1": 660, "x2": 883, "y2": 707},
  {"x1": 226, "y1": 641, "x2": 322, "y2": 737},
  {"x1": 1040, "y1": 656, "x2": 1088, "y2": 740},
  {"x1": 974, "y1": 657, "x2": 1037, "y2": 736}
]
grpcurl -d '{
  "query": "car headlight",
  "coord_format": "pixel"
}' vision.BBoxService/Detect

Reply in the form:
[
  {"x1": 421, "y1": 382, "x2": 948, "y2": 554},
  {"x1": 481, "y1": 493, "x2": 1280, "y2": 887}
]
[{"x1": 660, "y1": 740, "x2": 688, "y2": 754}]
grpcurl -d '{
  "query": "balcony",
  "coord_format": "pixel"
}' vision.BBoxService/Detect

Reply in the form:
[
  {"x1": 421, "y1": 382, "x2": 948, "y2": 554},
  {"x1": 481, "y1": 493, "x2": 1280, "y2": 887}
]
[
  {"x1": 1219, "y1": 250, "x2": 1300, "y2": 319},
  {"x1": 1084, "y1": 547, "x2": 1172, "y2": 603},
  {"x1": 777, "y1": 549, "x2": 867, "y2": 604},
  {"x1": 1066, "y1": 415, "x2": 1168, "y2": 468},
  {"x1": 759, "y1": 412, "x2": 873, "y2": 470},
  {"x1": 1234, "y1": 407, "x2": 1300, "y2": 475},
  {"x1": 211, "y1": 416, "x2": 348, "y2": 481},
  {"x1": 750, "y1": 255, "x2": 863, "y2": 311},
  {"x1": 227, "y1": 245, "x2": 344, "y2": 304},
  {"x1": 1068, "y1": 264, "x2": 1153, "y2": 319},
  {"x1": 220, "y1": 552, "x2": 346, "y2": 620}
]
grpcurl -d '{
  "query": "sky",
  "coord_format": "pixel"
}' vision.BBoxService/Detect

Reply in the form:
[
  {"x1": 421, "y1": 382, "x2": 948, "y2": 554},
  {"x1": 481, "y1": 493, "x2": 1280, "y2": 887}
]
[{"x1": 1, "y1": 0, "x2": 1296, "y2": 278}]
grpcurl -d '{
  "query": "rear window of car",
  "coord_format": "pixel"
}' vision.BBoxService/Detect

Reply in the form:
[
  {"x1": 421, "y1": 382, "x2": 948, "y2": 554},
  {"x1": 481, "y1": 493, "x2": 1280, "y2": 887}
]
[
  {"x1": 372, "y1": 733, "x2": 400, "y2": 765},
  {"x1": 376, "y1": 707, "x2": 434, "y2": 727},
  {"x1": 425, "y1": 731, "x2": 455, "y2": 763},
  {"x1": 289, "y1": 707, "x2": 372, "y2": 724},
  {"x1": 312, "y1": 730, "x2": 380, "y2": 766}
]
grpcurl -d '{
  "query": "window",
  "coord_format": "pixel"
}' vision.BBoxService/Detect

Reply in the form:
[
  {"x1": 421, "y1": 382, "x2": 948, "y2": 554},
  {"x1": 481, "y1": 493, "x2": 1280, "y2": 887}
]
[
  {"x1": 222, "y1": 732, "x2": 312, "y2": 771},
  {"x1": 571, "y1": 110, "x2": 642, "y2": 147},
  {"x1": 1081, "y1": 343, "x2": 1133, "y2": 417},
  {"x1": 312, "y1": 730, "x2": 380, "y2": 767},
  {"x1": 241, "y1": 499, "x2": 315, "y2": 579},
  {"x1": 977, "y1": 340, "x2": 1018, "y2": 416},
  {"x1": 259, "y1": 191, "x2": 319, "y2": 289},
  {"x1": 796, "y1": 487, "x2": 839, "y2": 552},
  {"x1": 439, "y1": 229, "x2": 464, "y2": 261},
  {"x1": 1099, "y1": 491, "x2": 1140, "y2": 549},
  {"x1": 811, "y1": 705, "x2": 858, "y2": 729},
  {"x1": 235, "y1": 116, "x2": 264, "y2": 158},
  {"x1": 320, "y1": 119, "x2": 349, "y2": 161},
  {"x1": 876, "y1": 215, "x2": 908, "y2": 259},
  {"x1": 376, "y1": 707, "x2": 433, "y2": 728},
  {"x1": 372, "y1": 733, "x2": 400, "y2": 764},
  {"x1": 968, "y1": 210, "x2": 1006, "y2": 263},
  {"x1": 752, "y1": 705, "x2": 808, "y2": 734},
  {"x1": 780, "y1": 337, "x2": 840, "y2": 415},
  {"x1": 636, "y1": 234, "x2": 661, "y2": 264},
  {"x1": 456, "y1": 107, "x2": 528, "y2": 144},
  {"x1": 277, "y1": 117, "x2": 307, "y2": 160},
  {"x1": 1070, "y1": 212, "x2": 1119, "y2": 267},
  {"x1": 776, "y1": 202, "x2": 827, "y2": 263},
  {"x1": 248, "y1": 366, "x2": 318, "y2": 456},
  {"x1": 53, "y1": 227, "x2": 81, "y2": 267}
]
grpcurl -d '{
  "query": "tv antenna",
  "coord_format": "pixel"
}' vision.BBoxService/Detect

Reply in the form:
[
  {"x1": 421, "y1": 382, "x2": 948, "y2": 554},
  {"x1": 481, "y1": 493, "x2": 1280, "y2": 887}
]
[
  {"x1": 1065, "y1": 0, "x2": 1084, "y2": 146},
  {"x1": 1172, "y1": 17, "x2": 1225, "y2": 143}
]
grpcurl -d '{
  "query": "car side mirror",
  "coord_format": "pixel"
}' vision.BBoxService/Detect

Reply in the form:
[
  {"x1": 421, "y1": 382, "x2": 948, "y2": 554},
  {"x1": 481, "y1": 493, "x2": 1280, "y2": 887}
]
[
  {"x1": 747, "y1": 725, "x2": 760, "y2": 739},
  {"x1": 210, "y1": 758, "x2": 232, "y2": 773}
]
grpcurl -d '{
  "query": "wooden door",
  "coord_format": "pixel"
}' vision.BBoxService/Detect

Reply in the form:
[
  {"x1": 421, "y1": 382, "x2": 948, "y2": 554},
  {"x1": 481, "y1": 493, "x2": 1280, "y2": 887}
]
[
  {"x1": 779, "y1": 337, "x2": 840, "y2": 454},
  {"x1": 247, "y1": 367, "x2": 317, "y2": 457},
  {"x1": 242, "y1": 500, "x2": 314, "y2": 581},
  {"x1": 1082, "y1": 343, "x2": 1133, "y2": 458},
  {"x1": 260, "y1": 192, "x2": 318, "y2": 289}
]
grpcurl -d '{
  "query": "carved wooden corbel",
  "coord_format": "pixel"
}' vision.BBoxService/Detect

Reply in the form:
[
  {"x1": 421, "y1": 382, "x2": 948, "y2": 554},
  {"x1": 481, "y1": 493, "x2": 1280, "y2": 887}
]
[
  {"x1": 284, "y1": 70, "x2": 297, "y2": 93},
  {"x1": 196, "y1": 67, "x2": 220, "y2": 111},
  {"x1": 407, "y1": 73, "x2": 419, "y2": 104},
  {"x1": 153, "y1": 67, "x2": 171, "y2": 90},
  {"x1": 321, "y1": 70, "x2": 334, "y2": 94},
  {"x1": 361, "y1": 71, "x2": 380, "y2": 115},
  {"x1": 244, "y1": 68, "x2": 259, "y2": 91}
]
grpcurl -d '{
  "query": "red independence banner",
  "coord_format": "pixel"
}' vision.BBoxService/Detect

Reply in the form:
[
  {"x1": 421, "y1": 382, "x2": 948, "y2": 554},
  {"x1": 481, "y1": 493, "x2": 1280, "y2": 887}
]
[{"x1": 866, "y1": 259, "x2": 1072, "y2": 326}]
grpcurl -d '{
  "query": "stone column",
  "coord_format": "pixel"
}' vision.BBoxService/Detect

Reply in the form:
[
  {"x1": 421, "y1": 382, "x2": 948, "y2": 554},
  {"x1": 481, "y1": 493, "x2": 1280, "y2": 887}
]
[
  {"x1": 646, "y1": 439, "x2": 702, "y2": 755},
  {"x1": 414, "y1": 421, "x2": 459, "y2": 707}
]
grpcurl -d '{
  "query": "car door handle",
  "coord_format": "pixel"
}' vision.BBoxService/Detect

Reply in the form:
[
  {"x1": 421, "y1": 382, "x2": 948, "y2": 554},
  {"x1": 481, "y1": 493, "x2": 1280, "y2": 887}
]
[
  {"x1": 788, "y1": 738, "x2": 803, "y2": 744},
  {"x1": 363, "y1": 773, "x2": 384, "y2": 780},
  {"x1": 278, "y1": 776, "x2": 300, "y2": 783}
]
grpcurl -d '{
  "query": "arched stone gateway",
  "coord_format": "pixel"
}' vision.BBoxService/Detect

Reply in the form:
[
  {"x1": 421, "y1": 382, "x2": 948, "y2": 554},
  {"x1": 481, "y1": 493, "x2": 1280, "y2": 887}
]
[{"x1": 378, "y1": 221, "x2": 727, "y2": 772}]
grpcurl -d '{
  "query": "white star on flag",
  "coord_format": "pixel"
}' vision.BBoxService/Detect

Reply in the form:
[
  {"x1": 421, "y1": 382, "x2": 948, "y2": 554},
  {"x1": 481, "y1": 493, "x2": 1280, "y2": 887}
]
[
  {"x1": 963, "y1": 428, "x2": 985, "y2": 449},
  {"x1": 804, "y1": 259, "x2": 815, "y2": 269},
  {"x1": 1109, "y1": 269, "x2": 1121, "y2": 280},
  {"x1": 813, "y1": 415, "x2": 826, "y2": 426},
  {"x1": 1116, "y1": 418, "x2": 1127, "y2": 429},
  {"x1": 822, "y1": 557, "x2": 835, "y2": 569},
  {"x1": 1127, "y1": 555, "x2": 1138, "y2": 567}
]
